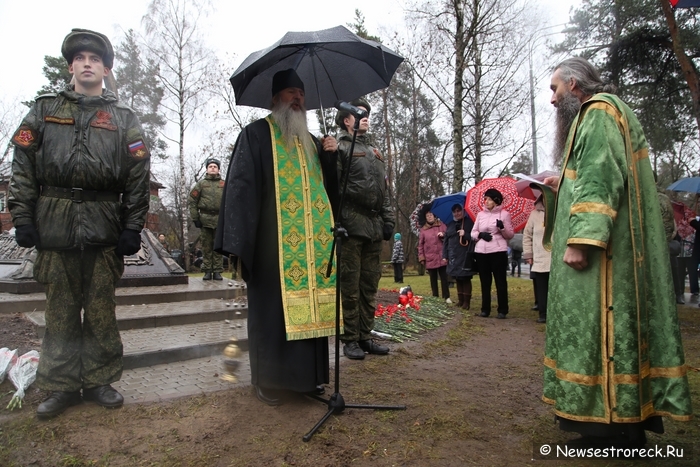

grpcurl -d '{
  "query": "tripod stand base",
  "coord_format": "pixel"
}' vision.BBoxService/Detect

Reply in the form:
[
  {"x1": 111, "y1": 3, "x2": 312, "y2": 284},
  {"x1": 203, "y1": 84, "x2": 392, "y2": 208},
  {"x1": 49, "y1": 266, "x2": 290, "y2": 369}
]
[{"x1": 303, "y1": 392, "x2": 406, "y2": 442}]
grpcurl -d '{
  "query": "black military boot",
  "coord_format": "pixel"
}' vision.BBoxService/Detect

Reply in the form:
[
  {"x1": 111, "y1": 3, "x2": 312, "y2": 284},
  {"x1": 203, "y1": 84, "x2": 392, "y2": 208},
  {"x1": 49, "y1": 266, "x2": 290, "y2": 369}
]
[
  {"x1": 83, "y1": 384, "x2": 124, "y2": 408},
  {"x1": 343, "y1": 341, "x2": 365, "y2": 360},
  {"x1": 359, "y1": 339, "x2": 389, "y2": 355},
  {"x1": 37, "y1": 390, "x2": 82, "y2": 420},
  {"x1": 203, "y1": 271, "x2": 212, "y2": 280},
  {"x1": 213, "y1": 272, "x2": 223, "y2": 281}
]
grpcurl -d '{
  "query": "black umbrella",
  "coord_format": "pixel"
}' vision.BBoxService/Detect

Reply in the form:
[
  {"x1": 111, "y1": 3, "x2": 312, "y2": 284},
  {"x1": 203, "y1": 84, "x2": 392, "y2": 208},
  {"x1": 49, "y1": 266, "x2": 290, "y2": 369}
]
[{"x1": 230, "y1": 25, "x2": 404, "y2": 112}]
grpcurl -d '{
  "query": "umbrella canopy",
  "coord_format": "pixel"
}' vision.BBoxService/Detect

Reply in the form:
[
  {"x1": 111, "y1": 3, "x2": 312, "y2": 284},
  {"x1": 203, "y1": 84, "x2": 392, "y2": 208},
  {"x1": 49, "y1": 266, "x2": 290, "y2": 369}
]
[
  {"x1": 426, "y1": 192, "x2": 467, "y2": 224},
  {"x1": 673, "y1": 201, "x2": 696, "y2": 240},
  {"x1": 514, "y1": 170, "x2": 558, "y2": 200},
  {"x1": 671, "y1": 0, "x2": 700, "y2": 8},
  {"x1": 230, "y1": 25, "x2": 404, "y2": 111},
  {"x1": 465, "y1": 178, "x2": 535, "y2": 232},
  {"x1": 409, "y1": 201, "x2": 430, "y2": 236},
  {"x1": 408, "y1": 193, "x2": 467, "y2": 235},
  {"x1": 667, "y1": 177, "x2": 700, "y2": 193}
]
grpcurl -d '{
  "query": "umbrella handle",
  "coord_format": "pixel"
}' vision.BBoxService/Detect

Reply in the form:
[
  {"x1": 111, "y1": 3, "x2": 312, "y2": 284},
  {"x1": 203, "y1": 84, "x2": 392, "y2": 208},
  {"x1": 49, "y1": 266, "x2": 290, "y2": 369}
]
[{"x1": 308, "y1": 46, "x2": 329, "y2": 135}]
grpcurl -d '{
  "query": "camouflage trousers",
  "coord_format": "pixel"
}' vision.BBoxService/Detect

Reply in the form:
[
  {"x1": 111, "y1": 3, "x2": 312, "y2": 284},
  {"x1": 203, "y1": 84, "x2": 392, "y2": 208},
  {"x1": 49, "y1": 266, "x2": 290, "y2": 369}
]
[
  {"x1": 339, "y1": 236, "x2": 382, "y2": 342},
  {"x1": 33, "y1": 247, "x2": 124, "y2": 392},
  {"x1": 201, "y1": 227, "x2": 223, "y2": 273}
]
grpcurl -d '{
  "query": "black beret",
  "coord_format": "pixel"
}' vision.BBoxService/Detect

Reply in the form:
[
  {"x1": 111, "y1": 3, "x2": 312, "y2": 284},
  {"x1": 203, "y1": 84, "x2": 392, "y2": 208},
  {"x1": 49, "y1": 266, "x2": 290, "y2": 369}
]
[
  {"x1": 272, "y1": 69, "x2": 305, "y2": 96},
  {"x1": 484, "y1": 188, "x2": 503, "y2": 206},
  {"x1": 206, "y1": 158, "x2": 221, "y2": 169},
  {"x1": 62, "y1": 28, "x2": 114, "y2": 69},
  {"x1": 335, "y1": 97, "x2": 371, "y2": 129}
]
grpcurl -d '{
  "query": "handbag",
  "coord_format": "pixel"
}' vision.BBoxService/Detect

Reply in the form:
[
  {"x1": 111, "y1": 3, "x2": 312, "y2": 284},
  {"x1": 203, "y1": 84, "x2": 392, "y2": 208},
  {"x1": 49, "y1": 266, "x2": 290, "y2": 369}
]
[
  {"x1": 462, "y1": 238, "x2": 476, "y2": 271},
  {"x1": 669, "y1": 239, "x2": 681, "y2": 257}
]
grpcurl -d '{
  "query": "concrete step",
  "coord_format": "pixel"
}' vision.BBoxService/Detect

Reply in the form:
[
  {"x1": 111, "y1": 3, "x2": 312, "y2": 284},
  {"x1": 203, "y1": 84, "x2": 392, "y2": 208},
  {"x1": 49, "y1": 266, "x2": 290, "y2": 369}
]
[
  {"x1": 0, "y1": 279, "x2": 246, "y2": 314},
  {"x1": 113, "y1": 342, "x2": 341, "y2": 404},
  {"x1": 113, "y1": 354, "x2": 250, "y2": 404},
  {"x1": 121, "y1": 320, "x2": 249, "y2": 370},
  {"x1": 24, "y1": 298, "x2": 248, "y2": 337}
]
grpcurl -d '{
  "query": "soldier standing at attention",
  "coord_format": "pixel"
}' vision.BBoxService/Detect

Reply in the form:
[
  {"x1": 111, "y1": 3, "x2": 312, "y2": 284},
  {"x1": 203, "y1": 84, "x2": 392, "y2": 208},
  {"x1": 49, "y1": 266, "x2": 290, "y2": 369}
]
[
  {"x1": 9, "y1": 29, "x2": 150, "y2": 419},
  {"x1": 336, "y1": 98, "x2": 395, "y2": 360},
  {"x1": 188, "y1": 158, "x2": 225, "y2": 280}
]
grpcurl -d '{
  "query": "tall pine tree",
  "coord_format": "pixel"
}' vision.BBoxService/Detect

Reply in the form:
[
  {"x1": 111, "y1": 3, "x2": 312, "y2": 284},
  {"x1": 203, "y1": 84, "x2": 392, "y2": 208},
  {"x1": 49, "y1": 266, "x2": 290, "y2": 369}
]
[{"x1": 114, "y1": 29, "x2": 167, "y2": 160}]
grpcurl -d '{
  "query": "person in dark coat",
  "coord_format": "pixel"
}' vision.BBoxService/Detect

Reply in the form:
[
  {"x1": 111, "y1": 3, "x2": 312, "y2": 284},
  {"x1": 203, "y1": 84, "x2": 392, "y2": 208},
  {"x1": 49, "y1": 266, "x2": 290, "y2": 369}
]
[
  {"x1": 442, "y1": 204, "x2": 476, "y2": 309},
  {"x1": 214, "y1": 69, "x2": 338, "y2": 406}
]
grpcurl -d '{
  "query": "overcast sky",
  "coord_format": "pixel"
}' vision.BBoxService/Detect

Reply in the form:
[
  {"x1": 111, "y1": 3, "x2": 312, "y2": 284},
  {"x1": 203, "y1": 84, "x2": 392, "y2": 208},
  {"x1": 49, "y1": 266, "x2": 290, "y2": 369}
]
[
  {"x1": 0, "y1": 0, "x2": 577, "y2": 103},
  {"x1": 0, "y1": 0, "x2": 578, "y2": 173}
]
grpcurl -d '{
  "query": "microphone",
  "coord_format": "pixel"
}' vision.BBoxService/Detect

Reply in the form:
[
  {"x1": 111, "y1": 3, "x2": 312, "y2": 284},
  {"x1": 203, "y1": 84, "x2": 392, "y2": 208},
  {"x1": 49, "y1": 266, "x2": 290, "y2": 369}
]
[{"x1": 334, "y1": 101, "x2": 368, "y2": 119}]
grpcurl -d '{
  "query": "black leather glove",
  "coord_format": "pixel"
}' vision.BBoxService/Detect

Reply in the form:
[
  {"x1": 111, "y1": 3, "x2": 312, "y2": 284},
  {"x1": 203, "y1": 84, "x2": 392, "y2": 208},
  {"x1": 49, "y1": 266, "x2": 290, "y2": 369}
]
[
  {"x1": 383, "y1": 223, "x2": 394, "y2": 241},
  {"x1": 194, "y1": 220, "x2": 203, "y2": 229},
  {"x1": 116, "y1": 229, "x2": 142, "y2": 256},
  {"x1": 478, "y1": 232, "x2": 493, "y2": 242},
  {"x1": 496, "y1": 219, "x2": 504, "y2": 229},
  {"x1": 15, "y1": 224, "x2": 40, "y2": 249}
]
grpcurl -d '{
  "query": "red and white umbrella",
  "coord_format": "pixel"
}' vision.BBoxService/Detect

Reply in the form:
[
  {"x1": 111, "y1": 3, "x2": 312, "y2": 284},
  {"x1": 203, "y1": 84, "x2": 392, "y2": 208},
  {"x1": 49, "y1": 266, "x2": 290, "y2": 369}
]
[
  {"x1": 466, "y1": 177, "x2": 535, "y2": 232},
  {"x1": 673, "y1": 201, "x2": 696, "y2": 240}
]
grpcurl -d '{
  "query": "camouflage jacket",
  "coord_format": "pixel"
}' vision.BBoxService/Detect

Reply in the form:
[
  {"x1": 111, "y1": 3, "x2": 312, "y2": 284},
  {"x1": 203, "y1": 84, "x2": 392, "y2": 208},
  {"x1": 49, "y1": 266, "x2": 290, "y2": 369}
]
[
  {"x1": 188, "y1": 174, "x2": 224, "y2": 229},
  {"x1": 337, "y1": 131, "x2": 394, "y2": 241},
  {"x1": 9, "y1": 86, "x2": 150, "y2": 250}
]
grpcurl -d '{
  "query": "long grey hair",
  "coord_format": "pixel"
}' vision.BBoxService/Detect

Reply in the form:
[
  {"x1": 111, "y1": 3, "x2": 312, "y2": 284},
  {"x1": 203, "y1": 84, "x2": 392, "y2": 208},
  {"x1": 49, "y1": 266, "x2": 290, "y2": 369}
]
[{"x1": 554, "y1": 57, "x2": 617, "y2": 96}]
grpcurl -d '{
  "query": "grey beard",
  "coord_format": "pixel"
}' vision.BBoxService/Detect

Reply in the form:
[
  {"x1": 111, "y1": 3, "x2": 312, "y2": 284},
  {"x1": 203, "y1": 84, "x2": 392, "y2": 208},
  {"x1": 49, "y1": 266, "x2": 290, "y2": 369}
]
[
  {"x1": 553, "y1": 92, "x2": 581, "y2": 167},
  {"x1": 271, "y1": 101, "x2": 315, "y2": 159}
]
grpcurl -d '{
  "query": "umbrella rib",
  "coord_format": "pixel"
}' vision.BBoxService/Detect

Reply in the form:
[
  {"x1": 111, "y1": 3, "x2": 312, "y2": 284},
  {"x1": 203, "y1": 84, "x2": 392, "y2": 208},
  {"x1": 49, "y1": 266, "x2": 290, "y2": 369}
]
[{"x1": 313, "y1": 43, "x2": 393, "y2": 84}]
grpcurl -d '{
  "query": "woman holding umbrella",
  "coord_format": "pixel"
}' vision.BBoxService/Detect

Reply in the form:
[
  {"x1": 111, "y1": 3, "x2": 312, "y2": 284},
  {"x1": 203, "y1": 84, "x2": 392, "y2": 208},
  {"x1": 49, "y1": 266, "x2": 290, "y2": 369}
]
[
  {"x1": 471, "y1": 188, "x2": 514, "y2": 318},
  {"x1": 442, "y1": 204, "x2": 477, "y2": 309}
]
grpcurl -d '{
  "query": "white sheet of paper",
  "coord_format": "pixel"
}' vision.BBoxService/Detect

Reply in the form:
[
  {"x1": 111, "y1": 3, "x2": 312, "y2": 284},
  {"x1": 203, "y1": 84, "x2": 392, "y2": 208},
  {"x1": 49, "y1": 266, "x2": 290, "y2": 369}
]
[{"x1": 513, "y1": 173, "x2": 542, "y2": 184}]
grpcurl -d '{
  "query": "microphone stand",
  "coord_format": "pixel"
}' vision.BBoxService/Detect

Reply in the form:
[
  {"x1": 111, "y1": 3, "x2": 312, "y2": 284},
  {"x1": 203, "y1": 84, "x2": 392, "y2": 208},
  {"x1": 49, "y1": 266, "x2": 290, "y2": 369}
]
[{"x1": 304, "y1": 115, "x2": 406, "y2": 442}]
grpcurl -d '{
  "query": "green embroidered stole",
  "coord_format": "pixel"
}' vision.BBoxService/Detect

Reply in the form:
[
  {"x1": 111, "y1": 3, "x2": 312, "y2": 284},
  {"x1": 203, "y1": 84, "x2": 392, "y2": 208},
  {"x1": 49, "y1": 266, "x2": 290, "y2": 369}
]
[{"x1": 267, "y1": 116, "x2": 341, "y2": 340}]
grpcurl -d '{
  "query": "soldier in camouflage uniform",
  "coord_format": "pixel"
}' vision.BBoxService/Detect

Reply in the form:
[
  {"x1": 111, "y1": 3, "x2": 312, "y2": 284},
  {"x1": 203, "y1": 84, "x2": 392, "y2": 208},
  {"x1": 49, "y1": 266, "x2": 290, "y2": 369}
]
[
  {"x1": 9, "y1": 29, "x2": 150, "y2": 419},
  {"x1": 188, "y1": 158, "x2": 225, "y2": 280},
  {"x1": 335, "y1": 98, "x2": 395, "y2": 360}
]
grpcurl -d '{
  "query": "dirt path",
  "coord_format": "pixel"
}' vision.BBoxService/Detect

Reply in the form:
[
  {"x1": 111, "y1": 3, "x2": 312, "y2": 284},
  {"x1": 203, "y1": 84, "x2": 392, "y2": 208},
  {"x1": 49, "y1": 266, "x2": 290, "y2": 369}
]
[{"x1": 1, "y1": 306, "x2": 698, "y2": 466}]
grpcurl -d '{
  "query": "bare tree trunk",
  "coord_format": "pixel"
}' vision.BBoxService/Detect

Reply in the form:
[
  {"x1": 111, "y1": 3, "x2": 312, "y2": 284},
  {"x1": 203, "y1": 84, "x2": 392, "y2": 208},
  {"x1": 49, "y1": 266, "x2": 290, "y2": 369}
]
[
  {"x1": 659, "y1": 0, "x2": 700, "y2": 142},
  {"x1": 179, "y1": 80, "x2": 190, "y2": 271},
  {"x1": 473, "y1": 35, "x2": 483, "y2": 182},
  {"x1": 452, "y1": 0, "x2": 466, "y2": 192},
  {"x1": 382, "y1": 89, "x2": 393, "y2": 187}
]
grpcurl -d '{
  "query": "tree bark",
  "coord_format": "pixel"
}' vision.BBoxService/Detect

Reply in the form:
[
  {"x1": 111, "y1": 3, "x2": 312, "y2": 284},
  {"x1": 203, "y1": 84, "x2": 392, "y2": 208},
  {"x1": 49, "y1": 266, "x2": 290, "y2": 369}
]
[{"x1": 659, "y1": 0, "x2": 700, "y2": 141}]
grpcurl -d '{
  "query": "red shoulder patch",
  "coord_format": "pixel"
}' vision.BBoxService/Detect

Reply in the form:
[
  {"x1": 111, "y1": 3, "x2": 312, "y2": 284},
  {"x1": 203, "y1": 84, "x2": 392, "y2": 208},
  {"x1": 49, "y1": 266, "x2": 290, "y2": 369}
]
[
  {"x1": 91, "y1": 110, "x2": 117, "y2": 131},
  {"x1": 191, "y1": 190, "x2": 199, "y2": 198},
  {"x1": 219, "y1": 180, "x2": 225, "y2": 188},
  {"x1": 373, "y1": 147, "x2": 383, "y2": 161},
  {"x1": 12, "y1": 126, "x2": 36, "y2": 148}
]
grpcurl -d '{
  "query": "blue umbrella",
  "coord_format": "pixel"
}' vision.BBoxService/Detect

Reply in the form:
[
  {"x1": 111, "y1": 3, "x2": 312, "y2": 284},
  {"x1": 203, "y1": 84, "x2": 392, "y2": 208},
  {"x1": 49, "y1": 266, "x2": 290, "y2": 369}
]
[
  {"x1": 667, "y1": 177, "x2": 700, "y2": 193},
  {"x1": 427, "y1": 192, "x2": 467, "y2": 224},
  {"x1": 672, "y1": 0, "x2": 700, "y2": 8}
]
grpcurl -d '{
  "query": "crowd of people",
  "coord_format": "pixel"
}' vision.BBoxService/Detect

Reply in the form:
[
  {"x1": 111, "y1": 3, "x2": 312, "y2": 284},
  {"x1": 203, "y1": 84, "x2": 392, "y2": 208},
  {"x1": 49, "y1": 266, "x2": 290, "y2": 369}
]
[{"x1": 9, "y1": 28, "x2": 692, "y2": 449}]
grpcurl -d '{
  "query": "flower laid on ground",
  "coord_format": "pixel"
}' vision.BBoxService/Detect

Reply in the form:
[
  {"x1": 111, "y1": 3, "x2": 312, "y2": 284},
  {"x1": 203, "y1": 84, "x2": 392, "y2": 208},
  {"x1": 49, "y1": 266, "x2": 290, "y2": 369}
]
[{"x1": 373, "y1": 288, "x2": 456, "y2": 342}]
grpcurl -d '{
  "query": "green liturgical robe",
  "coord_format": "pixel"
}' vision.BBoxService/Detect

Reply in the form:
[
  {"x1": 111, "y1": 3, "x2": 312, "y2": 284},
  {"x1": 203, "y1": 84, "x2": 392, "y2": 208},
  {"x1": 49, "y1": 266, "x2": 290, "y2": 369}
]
[{"x1": 543, "y1": 93, "x2": 693, "y2": 424}]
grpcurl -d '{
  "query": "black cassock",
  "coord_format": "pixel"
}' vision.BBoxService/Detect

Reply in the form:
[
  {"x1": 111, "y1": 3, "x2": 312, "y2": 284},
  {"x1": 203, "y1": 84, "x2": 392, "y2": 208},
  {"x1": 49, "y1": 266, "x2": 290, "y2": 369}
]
[{"x1": 215, "y1": 118, "x2": 338, "y2": 392}]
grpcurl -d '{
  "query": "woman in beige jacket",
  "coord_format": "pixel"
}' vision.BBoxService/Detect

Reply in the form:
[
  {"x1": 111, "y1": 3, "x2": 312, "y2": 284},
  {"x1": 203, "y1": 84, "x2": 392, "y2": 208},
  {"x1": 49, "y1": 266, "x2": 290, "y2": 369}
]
[{"x1": 522, "y1": 195, "x2": 551, "y2": 323}]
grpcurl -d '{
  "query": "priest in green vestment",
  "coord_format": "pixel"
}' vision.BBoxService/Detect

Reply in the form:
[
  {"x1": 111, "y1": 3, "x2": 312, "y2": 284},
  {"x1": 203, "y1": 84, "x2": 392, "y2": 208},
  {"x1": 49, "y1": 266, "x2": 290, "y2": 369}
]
[
  {"x1": 542, "y1": 57, "x2": 692, "y2": 446},
  {"x1": 215, "y1": 69, "x2": 340, "y2": 406}
]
